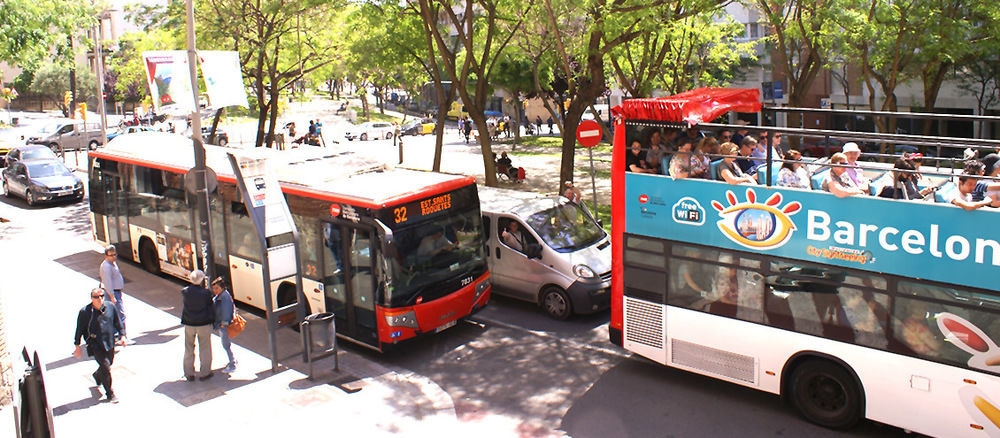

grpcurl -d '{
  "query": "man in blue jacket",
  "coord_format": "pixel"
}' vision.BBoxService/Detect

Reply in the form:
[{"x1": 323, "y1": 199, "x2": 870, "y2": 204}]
[
  {"x1": 74, "y1": 287, "x2": 123, "y2": 403},
  {"x1": 182, "y1": 270, "x2": 215, "y2": 381}
]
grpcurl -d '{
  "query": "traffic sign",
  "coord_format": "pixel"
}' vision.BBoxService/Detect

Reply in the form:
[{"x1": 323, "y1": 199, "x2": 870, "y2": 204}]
[{"x1": 576, "y1": 120, "x2": 602, "y2": 148}]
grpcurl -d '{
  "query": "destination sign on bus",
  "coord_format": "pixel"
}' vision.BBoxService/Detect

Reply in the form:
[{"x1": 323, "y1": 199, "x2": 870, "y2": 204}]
[
  {"x1": 625, "y1": 175, "x2": 1000, "y2": 292},
  {"x1": 392, "y1": 193, "x2": 453, "y2": 225}
]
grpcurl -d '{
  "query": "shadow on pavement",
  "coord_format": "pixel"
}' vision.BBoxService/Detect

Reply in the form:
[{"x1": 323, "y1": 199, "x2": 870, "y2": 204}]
[
  {"x1": 52, "y1": 392, "x2": 103, "y2": 416},
  {"x1": 53, "y1": 250, "x2": 138, "y2": 286},
  {"x1": 153, "y1": 369, "x2": 274, "y2": 408},
  {"x1": 45, "y1": 355, "x2": 83, "y2": 372},
  {"x1": 130, "y1": 324, "x2": 182, "y2": 346}
]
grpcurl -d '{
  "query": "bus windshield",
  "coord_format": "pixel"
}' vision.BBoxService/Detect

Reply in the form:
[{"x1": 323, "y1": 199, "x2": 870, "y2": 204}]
[
  {"x1": 525, "y1": 201, "x2": 605, "y2": 253},
  {"x1": 387, "y1": 204, "x2": 486, "y2": 306}
]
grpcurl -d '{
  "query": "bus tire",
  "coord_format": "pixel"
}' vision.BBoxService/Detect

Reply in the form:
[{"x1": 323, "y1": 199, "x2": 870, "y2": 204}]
[
  {"x1": 540, "y1": 286, "x2": 572, "y2": 320},
  {"x1": 139, "y1": 238, "x2": 161, "y2": 275},
  {"x1": 789, "y1": 359, "x2": 863, "y2": 430}
]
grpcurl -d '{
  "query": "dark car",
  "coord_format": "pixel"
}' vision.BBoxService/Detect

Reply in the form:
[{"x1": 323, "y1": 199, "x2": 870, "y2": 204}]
[
  {"x1": 4, "y1": 144, "x2": 58, "y2": 168},
  {"x1": 201, "y1": 127, "x2": 229, "y2": 146},
  {"x1": 2, "y1": 158, "x2": 84, "y2": 206}
]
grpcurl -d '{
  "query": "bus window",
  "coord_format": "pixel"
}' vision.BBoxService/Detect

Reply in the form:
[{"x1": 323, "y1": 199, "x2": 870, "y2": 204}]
[
  {"x1": 765, "y1": 279, "x2": 889, "y2": 349},
  {"x1": 322, "y1": 223, "x2": 346, "y2": 318},
  {"x1": 626, "y1": 235, "x2": 665, "y2": 253},
  {"x1": 130, "y1": 166, "x2": 159, "y2": 227},
  {"x1": 228, "y1": 202, "x2": 261, "y2": 261},
  {"x1": 292, "y1": 213, "x2": 321, "y2": 278},
  {"x1": 667, "y1": 247, "x2": 764, "y2": 323},
  {"x1": 158, "y1": 171, "x2": 190, "y2": 237}
]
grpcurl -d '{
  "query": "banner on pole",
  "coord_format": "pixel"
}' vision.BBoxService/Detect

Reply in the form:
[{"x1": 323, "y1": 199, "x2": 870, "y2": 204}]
[
  {"x1": 198, "y1": 51, "x2": 249, "y2": 109},
  {"x1": 142, "y1": 51, "x2": 196, "y2": 114}
]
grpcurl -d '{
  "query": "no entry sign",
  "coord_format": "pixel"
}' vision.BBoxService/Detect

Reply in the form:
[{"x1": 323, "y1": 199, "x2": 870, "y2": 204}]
[{"x1": 576, "y1": 120, "x2": 602, "y2": 148}]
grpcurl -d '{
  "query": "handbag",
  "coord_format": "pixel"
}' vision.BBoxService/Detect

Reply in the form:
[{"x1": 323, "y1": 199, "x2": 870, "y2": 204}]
[{"x1": 227, "y1": 313, "x2": 246, "y2": 338}]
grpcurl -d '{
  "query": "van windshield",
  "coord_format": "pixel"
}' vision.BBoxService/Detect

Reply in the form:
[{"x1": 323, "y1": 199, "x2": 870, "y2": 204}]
[{"x1": 525, "y1": 200, "x2": 605, "y2": 253}]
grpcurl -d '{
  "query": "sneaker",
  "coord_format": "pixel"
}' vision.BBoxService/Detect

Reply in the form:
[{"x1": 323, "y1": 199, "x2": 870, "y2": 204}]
[
  {"x1": 222, "y1": 364, "x2": 235, "y2": 373},
  {"x1": 198, "y1": 372, "x2": 214, "y2": 381},
  {"x1": 185, "y1": 375, "x2": 195, "y2": 382},
  {"x1": 107, "y1": 393, "x2": 119, "y2": 404}
]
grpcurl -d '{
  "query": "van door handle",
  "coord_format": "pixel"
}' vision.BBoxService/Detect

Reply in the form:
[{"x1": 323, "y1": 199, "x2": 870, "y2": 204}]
[{"x1": 495, "y1": 247, "x2": 500, "y2": 259}]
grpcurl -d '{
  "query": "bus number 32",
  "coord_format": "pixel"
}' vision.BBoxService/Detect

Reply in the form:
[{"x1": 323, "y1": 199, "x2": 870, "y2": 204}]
[{"x1": 394, "y1": 207, "x2": 407, "y2": 224}]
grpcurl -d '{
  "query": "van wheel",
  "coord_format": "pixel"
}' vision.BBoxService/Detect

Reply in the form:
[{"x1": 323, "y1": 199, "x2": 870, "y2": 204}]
[
  {"x1": 139, "y1": 239, "x2": 161, "y2": 275},
  {"x1": 541, "y1": 286, "x2": 572, "y2": 320},
  {"x1": 49, "y1": 143, "x2": 60, "y2": 152},
  {"x1": 789, "y1": 359, "x2": 863, "y2": 429},
  {"x1": 88, "y1": 140, "x2": 99, "y2": 150}
]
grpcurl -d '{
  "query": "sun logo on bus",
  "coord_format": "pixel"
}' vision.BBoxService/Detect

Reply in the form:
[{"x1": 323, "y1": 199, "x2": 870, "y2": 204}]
[{"x1": 711, "y1": 189, "x2": 801, "y2": 250}]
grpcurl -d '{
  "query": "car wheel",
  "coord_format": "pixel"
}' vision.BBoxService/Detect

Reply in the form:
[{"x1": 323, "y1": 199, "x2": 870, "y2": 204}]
[
  {"x1": 139, "y1": 239, "x2": 161, "y2": 275},
  {"x1": 88, "y1": 140, "x2": 99, "y2": 150},
  {"x1": 219, "y1": 138, "x2": 228, "y2": 146},
  {"x1": 1, "y1": 180, "x2": 8, "y2": 198},
  {"x1": 541, "y1": 286, "x2": 572, "y2": 320},
  {"x1": 385, "y1": 132, "x2": 393, "y2": 140},
  {"x1": 49, "y1": 143, "x2": 60, "y2": 153},
  {"x1": 360, "y1": 133, "x2": 368, "y2": 141},
  {"x1": 25, "y1": 189, "x2": 36, "y2": 206},
  {"x1": 789, "y1": 359, "x2": 863, "y2": 429}
]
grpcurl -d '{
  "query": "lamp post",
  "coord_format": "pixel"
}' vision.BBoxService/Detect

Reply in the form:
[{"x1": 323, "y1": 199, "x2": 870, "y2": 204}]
[{"x1": 185, "y1": 0, "x2": 214, "y2": 282}]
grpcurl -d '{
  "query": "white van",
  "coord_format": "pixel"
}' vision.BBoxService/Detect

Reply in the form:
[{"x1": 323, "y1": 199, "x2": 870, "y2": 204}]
[
  {"x1": 29, "y1": 121, "x2": 103, "y2": 151},
  {"x1": 478, "y1": 186, "x2": 611, "y2": 319}
]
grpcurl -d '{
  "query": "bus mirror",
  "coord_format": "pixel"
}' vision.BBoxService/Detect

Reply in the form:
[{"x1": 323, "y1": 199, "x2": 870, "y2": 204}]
[{"x1": 526, "y1": 244, "x2": 542, "y2": 259}]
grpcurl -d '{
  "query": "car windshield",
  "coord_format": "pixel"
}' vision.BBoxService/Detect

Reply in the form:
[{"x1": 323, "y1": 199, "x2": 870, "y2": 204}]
[
  {"x1": 21, "y1": 148, "x2": 57, "y2": 161},
  {"x1": 525, "y1": 200, "x2": 606, "y2": 252},
  {"x1": 36, "y1": 124, "x2": 60, "y2": 134},
  {"x1": 26, "y1": 161, "x2": 72, "y2": 178},
  {"x1": 386, "y1": 206, "x2": 486, "y2": 306}
]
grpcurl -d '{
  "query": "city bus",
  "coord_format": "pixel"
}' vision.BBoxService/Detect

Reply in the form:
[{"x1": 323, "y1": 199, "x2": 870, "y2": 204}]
[
  {"x1": 608, "y1": 88, "x2": 1000, "y2": 436},
  {"x1": 88, "y1": 132, "x2": 490, "y2": 351}
]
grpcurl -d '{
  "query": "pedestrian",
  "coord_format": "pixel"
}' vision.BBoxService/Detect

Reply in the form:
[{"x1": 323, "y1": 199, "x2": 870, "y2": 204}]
[
  {"x1": 211, "y1": 277, "x2": 237, "y2": 374},
  {"x1": 308, "y1": 120, "x2": 317, "y2": 137},
  {"x1": 458, "y1": 117, "x2": 464, "y2": 135},
  {"x1": 99, "y1": 245, "x2": 127, "y2": 342},
  {"x1": 285, "y1": 121, "x2": 296, "y2": 139},
  {"x1": 463, "y1": 117, "x2": 473, "y2": 144},
  {"x1": 562, "y1": 180, "x2": 582, "y2": 203},
  {"x1": 547, "y1": 117, "x2": 554, "y2": 134},
  {"x1": 181, "y1": 270, "x2": 215, "y2": 381},
  {"x1": 74, "y1": 287, "x2": 123, "y2": 403},
  {"x1": 535, "y1": 115, "x2": 543, "y2": 133}
]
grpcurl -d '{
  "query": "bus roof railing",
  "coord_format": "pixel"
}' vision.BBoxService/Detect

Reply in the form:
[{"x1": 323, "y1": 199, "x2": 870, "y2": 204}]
[
  {"x1": 764, "y1": 106, "x2": 1000, "y2": 123},
  {"x1": 695, "y1": 122, "x2": 1000, "y2": 149}
]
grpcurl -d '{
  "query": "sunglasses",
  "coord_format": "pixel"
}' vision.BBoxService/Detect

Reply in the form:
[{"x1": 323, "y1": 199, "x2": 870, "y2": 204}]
[{"x1": 91, "y1": 294, "x2": 104, "y2": 299}]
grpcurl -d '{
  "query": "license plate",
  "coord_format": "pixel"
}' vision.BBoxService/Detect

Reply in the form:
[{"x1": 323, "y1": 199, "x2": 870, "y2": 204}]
[
  {"x1": 55, "y1": 190, "x2": 71, "y2": 196},
  {"x1": 435, "y1": 319, "x2": 457, "y2": 333}
]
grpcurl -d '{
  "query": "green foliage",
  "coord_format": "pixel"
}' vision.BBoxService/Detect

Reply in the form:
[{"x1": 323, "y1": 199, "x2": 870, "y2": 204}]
[
  {"x1": 0, "y1": 0, "x2": 96, "y2": 69},
  {"x1": 30, "y1": 62, "x2": 96, "y2": 106},
  {"x1": 105, "y1": 30, "x2": 178, "y2": 103}
]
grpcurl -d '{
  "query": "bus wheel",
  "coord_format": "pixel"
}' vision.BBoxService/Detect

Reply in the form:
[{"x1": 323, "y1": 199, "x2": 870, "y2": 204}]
[
  {"x1": 139, "y1": 239, "x2": 161, "y2": 275},
  {"x1": 541, "y1": 286, "x2": 571, "y2": 320},
  {"x1": 789, "y1": 359, "x2": 862, "y2": 430}
]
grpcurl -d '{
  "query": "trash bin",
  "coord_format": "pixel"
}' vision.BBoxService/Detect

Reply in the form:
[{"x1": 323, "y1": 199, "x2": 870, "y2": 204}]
[
  {"x1": 304, "y1": 312, "x2": 336, "y2": 351},
  {"x1": 301, "y1": 313, "x2": 338, "y2": 379}
]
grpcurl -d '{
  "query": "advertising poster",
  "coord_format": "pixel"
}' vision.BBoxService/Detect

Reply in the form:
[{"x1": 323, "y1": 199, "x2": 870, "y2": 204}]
[
  {"x1": 142, "y1": 51, "x2": 196, "y2": 113},
  {"x1": 198, "y1": 51, "x2": 249, "y2": 109}
]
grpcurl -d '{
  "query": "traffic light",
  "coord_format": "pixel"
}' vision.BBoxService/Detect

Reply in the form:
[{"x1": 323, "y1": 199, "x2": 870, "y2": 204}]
[
  {"x1": 76, "y1": 103, "x2": 87, "y2": 121},
  {"x1": 63, "y1": 91, "x2": 72, "y2": 107}
]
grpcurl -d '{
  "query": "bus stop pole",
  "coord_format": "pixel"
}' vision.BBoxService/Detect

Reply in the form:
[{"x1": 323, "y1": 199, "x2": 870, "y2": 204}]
[{"x1": 185, "y1": 0, "x2": 214, "y2": 281}]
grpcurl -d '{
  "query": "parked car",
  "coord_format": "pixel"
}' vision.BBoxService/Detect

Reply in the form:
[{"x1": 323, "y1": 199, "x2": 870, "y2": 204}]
[
  {"x1": 201, "y1": 126, "x2": 229, "y2": 146},
  {"x1": 401, "y1": 118, "x2": 436, "y2": 136},
  {"x1": 2, "y1": 158, "x2": 84, "y2": 206},
  {"x1": 478, "y1": 186, "x2": 611, "y2": 319},
  {"x1": 344, "y1": 121, "x2": 394, "y2": 141},
  {"x1": 0, "y1": 127, "x2": 30, "y2": 159},
  {"x1": 107, "y1": 125, "x2": 156, "y2": 142},
  {"x1": 28, "y1": 121, "x2": 103, "y2": 151},
  {"x1": 4, "y1": 144, "x2": 58, "y2": 168}
]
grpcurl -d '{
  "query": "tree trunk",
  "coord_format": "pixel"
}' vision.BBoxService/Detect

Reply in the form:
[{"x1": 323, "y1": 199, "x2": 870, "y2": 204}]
[{"x1": 920, "y1": 63, "x2": 949, "y2": 136}]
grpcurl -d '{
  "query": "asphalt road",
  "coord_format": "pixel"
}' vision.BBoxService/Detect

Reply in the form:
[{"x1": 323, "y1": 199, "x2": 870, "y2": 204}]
[{"x1": 0, "y1": 157, "x2": 914, "y2": 436}]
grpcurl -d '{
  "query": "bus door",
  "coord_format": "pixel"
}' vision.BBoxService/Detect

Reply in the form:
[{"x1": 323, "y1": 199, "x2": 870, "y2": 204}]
[
  {"x1": 99, "y1": 169, "x2": 130, "y2": 256},
  {"x1": 322, "y1": 221, "x2": 378, "y2": 347}
]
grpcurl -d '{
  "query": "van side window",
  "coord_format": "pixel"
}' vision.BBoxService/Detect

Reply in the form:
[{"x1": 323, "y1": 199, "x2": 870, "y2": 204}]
[{"x1": 497, "y1": 217, "x2": 536, "y2": 254}]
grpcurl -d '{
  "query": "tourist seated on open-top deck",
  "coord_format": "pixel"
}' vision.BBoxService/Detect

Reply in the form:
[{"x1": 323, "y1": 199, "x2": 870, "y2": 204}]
[
  {"x1": 717, "y1": 142, "x2": 757, "y2": 185},
  {"x1": 644, "y1": 129, "x2": 667, "y2": 174},
  {"x1": 841, "y1": 142, "x2": 871, "y2": 193},
  {"x1": 626, "y1": 140, "x2": 656, "y2": 174},
  {"x1": 776, "y1": 150, "x2": 809, "y2": 190},
  {"x1": 822, "y1": 152, "x2": 867, "y2": 198},
  {"x1": 878, "y1": 158, "x2": 936, "y2": 201},
  {"x1": 669, "y1": 137, "x2": 709, "y2": 179},
  {"x1": 735, "y1": 136, "x2": 757, "y2": 174}
]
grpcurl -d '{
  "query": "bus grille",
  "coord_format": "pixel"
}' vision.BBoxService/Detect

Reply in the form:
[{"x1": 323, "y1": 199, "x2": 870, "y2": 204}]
[
  {"x1": 625, "y1": 298, "x2": 663, "y2": 349},
  {"x1": 671, "y1": 339, "x2": 755, "y2": 384}
]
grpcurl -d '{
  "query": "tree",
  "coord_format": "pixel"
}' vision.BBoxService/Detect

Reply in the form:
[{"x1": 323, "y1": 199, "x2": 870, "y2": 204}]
[
  {"x1": 198, "y1": 0, "x2": 340, "y2": 148},
  {"x1": 416, "y1": 0, "x2": 530, "y2": 186},
  {"x1": 31, "y1": 62, "x2": 96, "y2": 116},
  {"x1": 757, "y1": 0, "x2": 839, "y2": 136},
  {"x1": 0, "y1": 0, "x2": 95, "y2": 69},
  {"x1": 105, "y1": 29, "x2": 178, "y2": 107},
  {"x1": 956, "y1": 55, "x2": 1000, "y2": 138}
]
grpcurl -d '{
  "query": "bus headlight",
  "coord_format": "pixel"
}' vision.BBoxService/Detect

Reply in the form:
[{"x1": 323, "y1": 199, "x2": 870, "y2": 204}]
[
  {"x1": 474, "y1": 276, "x2": 490, "y2": 302},
  {"x1": 384, "y1": 310, "x2": 418, "y2": 328},
  {"x1": 573, "y1": 264, "x2": 596, "y2": 279}
]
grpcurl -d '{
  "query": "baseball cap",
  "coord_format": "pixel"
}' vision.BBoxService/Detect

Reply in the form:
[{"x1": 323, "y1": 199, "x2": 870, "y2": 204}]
[{"x1": 842, "y1": 142, "x2": 861, "y2": 153}]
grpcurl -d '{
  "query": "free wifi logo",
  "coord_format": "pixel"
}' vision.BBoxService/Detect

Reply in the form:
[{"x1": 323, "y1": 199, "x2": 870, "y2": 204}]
[{"x1": 711, "y1": 188, "x2": 801, "y2": 250}]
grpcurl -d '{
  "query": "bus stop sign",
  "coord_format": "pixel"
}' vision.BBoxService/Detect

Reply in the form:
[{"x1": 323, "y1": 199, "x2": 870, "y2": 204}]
[{"x1": 576, "y1": 120, "x2": 602, "y2": 148}]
